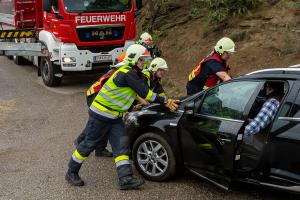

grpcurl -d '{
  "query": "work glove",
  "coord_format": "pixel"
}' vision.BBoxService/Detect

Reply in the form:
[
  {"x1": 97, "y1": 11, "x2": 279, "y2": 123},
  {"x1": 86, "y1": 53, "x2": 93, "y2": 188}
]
[{"x1": 164, "y1": 99, "x2": 180, "y2": 112}]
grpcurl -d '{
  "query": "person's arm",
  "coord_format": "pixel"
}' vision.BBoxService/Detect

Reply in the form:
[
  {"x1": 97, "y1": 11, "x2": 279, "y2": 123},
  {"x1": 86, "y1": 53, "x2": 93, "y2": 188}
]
[
  {"x1": 216, "y1": 71, "x2": 231, "y2": 81},
  {"x1": 136, "y1": 95, "x2": 149, "y2": 105},
  {"x1": 207, "y1": 60, "x2": 232, "y2": 82},
  {"x1": 244, "y1": 99, "x2": 280, "y2": 136},
  {"x1": 125, "y1": 71, "x2": 165, "y2": 104}
]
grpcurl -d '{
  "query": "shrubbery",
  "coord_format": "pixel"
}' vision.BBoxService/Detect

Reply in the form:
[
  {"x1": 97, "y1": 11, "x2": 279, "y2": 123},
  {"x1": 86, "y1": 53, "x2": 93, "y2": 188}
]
[{"x1": 206, "y1": 0, "x2": 262, "y2": 23}]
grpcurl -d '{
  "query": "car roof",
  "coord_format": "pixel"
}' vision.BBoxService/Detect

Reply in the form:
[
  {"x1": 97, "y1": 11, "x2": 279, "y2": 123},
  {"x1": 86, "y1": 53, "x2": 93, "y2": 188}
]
[{"x1": 239, "y1": 64, "x2": 300, "y2": 80}]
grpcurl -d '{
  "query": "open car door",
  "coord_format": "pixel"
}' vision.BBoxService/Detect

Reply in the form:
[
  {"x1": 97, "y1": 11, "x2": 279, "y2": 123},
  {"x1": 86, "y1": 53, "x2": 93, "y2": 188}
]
[{"x1": 178, "y1": 80, "x2": 264, "y2": 189}]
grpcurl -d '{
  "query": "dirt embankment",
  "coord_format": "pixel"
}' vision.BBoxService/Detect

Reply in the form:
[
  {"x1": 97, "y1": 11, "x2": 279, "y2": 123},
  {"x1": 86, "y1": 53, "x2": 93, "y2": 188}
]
[{"x1": 136, "y1": 1, "x2": 300, "y2": 96}]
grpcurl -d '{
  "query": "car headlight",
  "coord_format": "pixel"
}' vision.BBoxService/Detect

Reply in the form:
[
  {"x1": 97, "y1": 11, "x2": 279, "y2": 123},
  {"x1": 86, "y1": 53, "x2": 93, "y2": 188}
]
[
  {"x1": 124, "y1": 112, "x2": 139, "y2": 127},
  {"x1": 62, "y1": 57, "x2": 76, "y2": 63}
]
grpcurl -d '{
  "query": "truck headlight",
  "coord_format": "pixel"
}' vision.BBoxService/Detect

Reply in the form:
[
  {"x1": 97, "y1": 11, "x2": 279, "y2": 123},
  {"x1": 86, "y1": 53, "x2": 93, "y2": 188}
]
[{"x1": 62, "y1": 57, "x2": 76, "y2": 63}]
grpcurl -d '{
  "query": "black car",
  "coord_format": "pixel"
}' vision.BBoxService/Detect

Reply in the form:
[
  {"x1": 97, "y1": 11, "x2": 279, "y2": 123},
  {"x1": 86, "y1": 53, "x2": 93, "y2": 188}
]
[{"x1": 125, "y1": 67, "x2": 300, "y2": 193}]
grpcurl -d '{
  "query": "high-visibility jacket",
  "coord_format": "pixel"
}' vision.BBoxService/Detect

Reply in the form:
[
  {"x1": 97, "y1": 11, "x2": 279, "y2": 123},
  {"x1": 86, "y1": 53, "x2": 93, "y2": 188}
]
[
  {"x1": 143, "y1": 70, "x2": 166, "y2": 99},
  {"x1": 86, "y1": 69, "x2": 117, "y2": 97},
  {"x1": 90, "y1": 65, "x2": 164, "y2": 119},
  {"x1": 188, "y1": 52, "x2": 229, "y2": 88}
]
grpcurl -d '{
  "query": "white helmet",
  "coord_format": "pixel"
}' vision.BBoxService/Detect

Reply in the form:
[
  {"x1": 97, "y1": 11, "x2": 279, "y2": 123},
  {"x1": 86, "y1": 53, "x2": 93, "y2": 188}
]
[
  {"x1": 214, "y1": 37, "x2": 236, "y2": 54},
  {"x1": 124, "y1": 44, "x2": 151, "y2": 65},
  {"x1": 150, "y1": 57, "x2": 168, "y2": 72},
  {"x1": 138, "y1": 32, "x2": 153, "y2": 45}
]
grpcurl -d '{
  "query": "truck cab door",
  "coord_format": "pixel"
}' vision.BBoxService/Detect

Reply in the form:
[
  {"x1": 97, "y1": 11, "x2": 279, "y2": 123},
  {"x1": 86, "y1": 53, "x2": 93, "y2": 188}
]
[
  {"x1": 43, "y1": 0, "x2": 60, "y2": 32},
  {"x1": 178, "y1": 81, "x2": 263, "y2": 189}
]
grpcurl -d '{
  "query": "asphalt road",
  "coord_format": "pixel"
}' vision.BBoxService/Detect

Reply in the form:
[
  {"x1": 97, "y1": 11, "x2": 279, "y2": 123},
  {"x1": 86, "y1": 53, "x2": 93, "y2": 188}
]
[{"x1": 0, "y1": 57, "x2": 298, "y2": 200}]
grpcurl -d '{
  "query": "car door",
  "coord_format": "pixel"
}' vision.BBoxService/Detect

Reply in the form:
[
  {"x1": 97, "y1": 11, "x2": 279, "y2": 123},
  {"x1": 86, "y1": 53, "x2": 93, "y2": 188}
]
[
  {"x1": 267, "y1": 81, "x2": 300, "y2": 188},
  {"x1": 178, "y1": 80, "x2": 264, "y2": 189}
]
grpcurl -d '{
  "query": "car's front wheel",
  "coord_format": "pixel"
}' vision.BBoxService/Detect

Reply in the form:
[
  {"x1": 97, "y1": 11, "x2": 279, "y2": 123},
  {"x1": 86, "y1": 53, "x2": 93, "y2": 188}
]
[{"x1": 132, "y1": 133, "x2": 177, "y2": 181}]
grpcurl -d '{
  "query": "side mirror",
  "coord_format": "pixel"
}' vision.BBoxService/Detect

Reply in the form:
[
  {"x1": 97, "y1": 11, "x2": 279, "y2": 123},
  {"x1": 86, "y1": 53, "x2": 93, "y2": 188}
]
[
  {"x1": 135, "y1": 0, "x2": 143, "y2": 10},
  {"x1": 43, "y1": 0, "x2": 51, "y2": 12},
  {"x1": 184, "y1": 102, "x2": 195, "y2": 116}
]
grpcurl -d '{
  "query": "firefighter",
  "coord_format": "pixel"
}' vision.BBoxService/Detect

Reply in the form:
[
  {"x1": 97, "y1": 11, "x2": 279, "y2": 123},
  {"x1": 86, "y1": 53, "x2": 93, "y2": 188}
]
[
  {"x1": 186, "y1": 37, "x2": 235, "y2": 95},
  {"x1": 73, "y1": 62, "x2": 125, "y2": 157},
  {"x1": 65, "y1": 44, "x2": 180, "y2": 190},
  {"x1": 143, "y1": 57, "x2": 168, "y2": 100},
  {"x1": 118, "y1": 32, "x2": 161, "y2": 64}
]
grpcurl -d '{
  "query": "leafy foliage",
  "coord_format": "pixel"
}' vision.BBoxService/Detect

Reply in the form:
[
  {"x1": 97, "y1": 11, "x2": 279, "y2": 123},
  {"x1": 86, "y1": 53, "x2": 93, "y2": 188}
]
[{"x1": 206, "y1": 0, "x2": 262, "y2": 23}]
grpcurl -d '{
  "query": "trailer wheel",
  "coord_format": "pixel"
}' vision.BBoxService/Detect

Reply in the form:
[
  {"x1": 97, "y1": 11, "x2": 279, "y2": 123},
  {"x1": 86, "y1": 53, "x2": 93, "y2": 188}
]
[
  {"x1": 13, "y1": 56, "x2": 27, "y2": 65},
  {"x1": 40, "y1": 57, "x2": 62, "y2": 87}
]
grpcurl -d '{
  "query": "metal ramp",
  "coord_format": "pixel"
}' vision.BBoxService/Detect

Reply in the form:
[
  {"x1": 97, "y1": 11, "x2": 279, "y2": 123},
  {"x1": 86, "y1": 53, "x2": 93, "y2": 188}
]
[{"x1": 0, "y1": 42, "x2": 48, "y2": 56}]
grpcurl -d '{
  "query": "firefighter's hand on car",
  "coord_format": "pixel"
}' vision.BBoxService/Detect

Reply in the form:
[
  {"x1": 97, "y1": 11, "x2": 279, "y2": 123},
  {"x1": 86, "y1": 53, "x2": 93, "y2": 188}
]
[
  {"x1": 132, "y1": 103, "x2": 144, "y2": 111},
  {"x1": 137, "y1": 96, "x2": 149, "y2": 106},
  {"x1": 165, "y1": 99, "x2": 180, "y2": 112}
]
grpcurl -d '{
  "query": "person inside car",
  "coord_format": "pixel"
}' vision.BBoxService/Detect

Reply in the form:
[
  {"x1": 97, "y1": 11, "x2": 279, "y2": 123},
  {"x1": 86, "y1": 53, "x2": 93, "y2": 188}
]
[{"x1": 244, "y1": 81, "x2": 284, "y2": 136}]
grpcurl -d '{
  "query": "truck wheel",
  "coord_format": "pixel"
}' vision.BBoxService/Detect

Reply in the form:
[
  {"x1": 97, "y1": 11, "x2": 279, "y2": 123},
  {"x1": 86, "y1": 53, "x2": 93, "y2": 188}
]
[
  {"x1": 13, "y1": 56, "x2": 27, "y2": 65},
  {"x1": 132, "y1": 133, "x2": 177, "y2": 182},
  {"x1": 40, "y1": 57, "x2": 62, "y2": 87},
  {"x1": 7, "y1": 56, "x2": 13, "y2": 60}
]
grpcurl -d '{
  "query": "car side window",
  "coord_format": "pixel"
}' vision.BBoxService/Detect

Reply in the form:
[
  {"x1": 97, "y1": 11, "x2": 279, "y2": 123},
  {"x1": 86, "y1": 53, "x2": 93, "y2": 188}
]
[
  {"x1": 51, "y1": 0, "x2": 59, "y2": 11},
  {"x1": 197, "y1": 81, "x2": 261, "y2": 120},
  {"x1": 271, "y1": 86, "x2": 299, "y2": 133}
]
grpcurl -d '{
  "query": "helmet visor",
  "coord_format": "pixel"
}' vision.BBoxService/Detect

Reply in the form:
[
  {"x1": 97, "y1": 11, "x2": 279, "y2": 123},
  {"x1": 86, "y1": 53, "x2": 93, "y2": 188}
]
[{"x1": 226, "y1": 47, "x2": 236, "y2": 53}]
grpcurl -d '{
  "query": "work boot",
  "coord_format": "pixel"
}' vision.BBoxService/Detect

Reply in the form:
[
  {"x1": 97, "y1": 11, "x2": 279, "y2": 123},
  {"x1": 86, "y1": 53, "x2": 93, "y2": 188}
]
[
  {"x1": 65, "y1": 170, "x2": 84, "y2": 186},
  {"x1": 95, "y1": 148, "x2": 113, "y2": 157},
  {"x1": 119, "y1": 176, "x2": 145, "y2": 190}
]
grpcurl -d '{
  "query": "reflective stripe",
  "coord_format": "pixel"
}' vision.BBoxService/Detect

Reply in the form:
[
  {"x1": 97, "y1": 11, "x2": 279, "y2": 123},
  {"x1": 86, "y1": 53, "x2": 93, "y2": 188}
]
[
  {"x1": 98, "y1": 91, "x2": 131, "y2": 110},
  {"x1": 86, "y1": 89, "x2": 93, "y2": 96},
  {"x1": 103, "y1": 84, "x2": 135, "y2": 102},
  {"x1": 115, "y1": 155, "x2": 129, "y2": 163},
  {"x1": 72, "y1": 154, "x2": 84, "y2": 163},
  {"x1": 115, "y1": 160, "x2": 131, "y2": 168},
  {"x1": 145, "y1": 90, "x2": 157, "y2": 102},
  {"x1": 90, "y1": 105, "x2": 119, "y2": 119},
  {"x1": 198, "y1": 143, "x2": 213, "y2": 149},
  {"x1": 92, "y1": 100, "x2": 123, "y2": 117},
  {"x1": 203, "y1": 86, "x2": 209, "y2": 90},
  {"x1": 72, "y1": 150, "x2": 87, "y2": 164}
]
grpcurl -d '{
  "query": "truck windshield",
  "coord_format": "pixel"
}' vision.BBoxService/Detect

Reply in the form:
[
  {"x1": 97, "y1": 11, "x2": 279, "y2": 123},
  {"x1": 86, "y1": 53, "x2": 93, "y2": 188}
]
[{"x1": 63, "y1": 0, "x2": 131, "y2": 13}]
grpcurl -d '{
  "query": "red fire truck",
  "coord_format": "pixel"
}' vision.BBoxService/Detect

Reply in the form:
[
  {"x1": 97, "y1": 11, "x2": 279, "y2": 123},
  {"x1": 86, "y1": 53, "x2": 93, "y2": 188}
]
[{"x1": 0, "y1": 0, "x2": 142, "y2": 86}]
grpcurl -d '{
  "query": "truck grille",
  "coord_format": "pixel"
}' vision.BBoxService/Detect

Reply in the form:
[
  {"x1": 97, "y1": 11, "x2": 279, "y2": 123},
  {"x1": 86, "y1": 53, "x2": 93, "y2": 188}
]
[{"x1": 76, "y1": 25, "x2": 125, "y2": 42}]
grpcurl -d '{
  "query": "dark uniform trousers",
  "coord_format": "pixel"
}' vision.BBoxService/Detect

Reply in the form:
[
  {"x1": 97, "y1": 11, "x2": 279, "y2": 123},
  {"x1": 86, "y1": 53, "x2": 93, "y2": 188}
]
[{"x1": 68, "y1": 110, "x2": 132, "y2": 179}]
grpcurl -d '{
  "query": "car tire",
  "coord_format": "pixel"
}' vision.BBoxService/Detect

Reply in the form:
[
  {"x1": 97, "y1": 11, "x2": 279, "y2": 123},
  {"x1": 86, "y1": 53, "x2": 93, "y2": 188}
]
[
  {"x1": 132, "y1": 132, "x2": 177, "y2": 181},
  {"x1": 40, "y1": 57, "x2": 62, "y2": 87}
]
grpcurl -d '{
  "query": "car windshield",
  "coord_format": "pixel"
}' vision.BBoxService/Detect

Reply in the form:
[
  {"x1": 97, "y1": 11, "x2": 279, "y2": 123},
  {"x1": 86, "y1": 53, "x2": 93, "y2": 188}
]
[{"x1": 63, "y1": 0, "x2": 131, "y2": 13}]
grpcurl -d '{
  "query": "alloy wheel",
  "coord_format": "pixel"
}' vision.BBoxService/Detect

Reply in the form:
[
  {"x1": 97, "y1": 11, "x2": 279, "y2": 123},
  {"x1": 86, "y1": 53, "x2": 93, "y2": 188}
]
[{"x1": 137, "y1": 140, "x2": 169, "y2": 177}]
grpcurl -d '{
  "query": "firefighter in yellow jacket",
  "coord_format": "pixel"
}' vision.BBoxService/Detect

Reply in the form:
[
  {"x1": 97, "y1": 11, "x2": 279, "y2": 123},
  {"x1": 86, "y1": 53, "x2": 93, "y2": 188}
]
[
  {"x1": 65, "y1": 44, "x2": 179, "y2": 190},
  {"x1": 74, "y1": 62, "x2": 125, "y2": 157}
]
